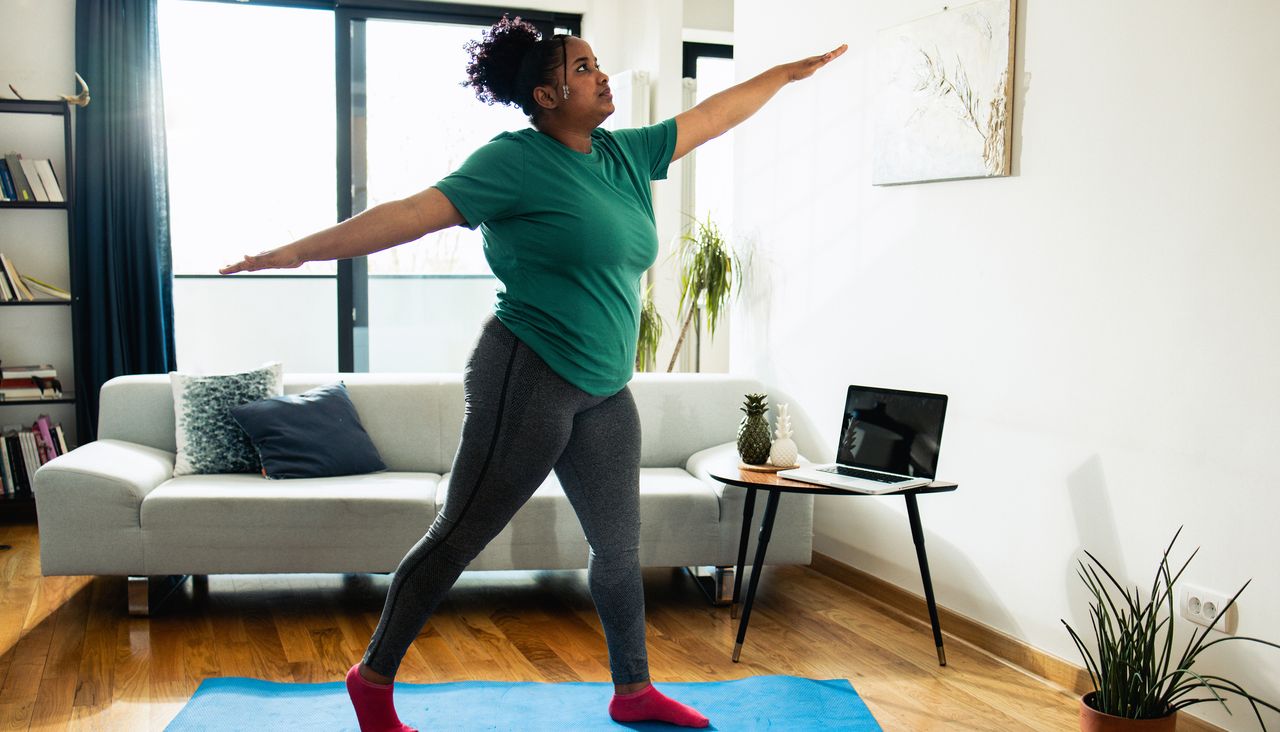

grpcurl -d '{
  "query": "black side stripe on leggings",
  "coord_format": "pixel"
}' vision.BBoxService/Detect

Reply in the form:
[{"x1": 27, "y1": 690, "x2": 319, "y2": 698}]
[{"x1": 367, "y1": 336, "x2": 521, "y2": 661}]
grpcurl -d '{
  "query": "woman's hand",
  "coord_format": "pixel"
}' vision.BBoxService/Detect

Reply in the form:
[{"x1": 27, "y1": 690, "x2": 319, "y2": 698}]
[
  {"x1": 780, "y1": 43, "x2": 848, "y2": 82},
  {"x1": 219, "y1": 244, "x2": 305, "y2": 275}
]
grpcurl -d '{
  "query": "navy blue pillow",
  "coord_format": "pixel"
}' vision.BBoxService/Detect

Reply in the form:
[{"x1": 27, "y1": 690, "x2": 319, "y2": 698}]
[{"x1": 230, "y1": 382, "x2": 387, "y2": 479}]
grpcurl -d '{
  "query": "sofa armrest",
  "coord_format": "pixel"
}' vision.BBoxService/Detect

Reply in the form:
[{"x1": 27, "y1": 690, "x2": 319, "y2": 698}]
[
  {"x1": 687, "y1": 441, "x2": 814, "y2": 565},
  {"x1": 33, "y1": 439, "x2": 175, "y2": 575},
  {"x1": 685, "y1": 441, "x2": 739, "y2": 491}
]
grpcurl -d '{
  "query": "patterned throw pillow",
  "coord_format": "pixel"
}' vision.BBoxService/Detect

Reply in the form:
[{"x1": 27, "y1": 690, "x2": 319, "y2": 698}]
[{"x1": 170, "y1": 361, "x2": 284, "y2": 476}]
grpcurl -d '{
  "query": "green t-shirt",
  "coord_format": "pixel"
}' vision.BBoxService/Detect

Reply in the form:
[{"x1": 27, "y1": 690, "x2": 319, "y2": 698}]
[{"x1": 434, "y1": 118, "x2": 678, "y2": 396}]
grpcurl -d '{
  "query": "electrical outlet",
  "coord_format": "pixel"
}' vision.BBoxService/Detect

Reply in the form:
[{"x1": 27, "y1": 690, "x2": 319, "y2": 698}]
[{"x1": 1180, "y1": 584, "x2": 1239, "y2": 634}]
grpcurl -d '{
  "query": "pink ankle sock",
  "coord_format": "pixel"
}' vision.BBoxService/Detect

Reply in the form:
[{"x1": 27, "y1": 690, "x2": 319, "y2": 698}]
[
  {"x1": 608, "y1": 683, "x2": 710, "y2": 728},
  {"x1": 345, "y1": 664, "x2": 418, "y2": 732}
]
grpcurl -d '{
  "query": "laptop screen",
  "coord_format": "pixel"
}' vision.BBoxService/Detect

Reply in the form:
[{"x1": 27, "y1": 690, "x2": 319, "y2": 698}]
[{"x1": 836, "y1": 386, "x2": 948, "y2": 479}]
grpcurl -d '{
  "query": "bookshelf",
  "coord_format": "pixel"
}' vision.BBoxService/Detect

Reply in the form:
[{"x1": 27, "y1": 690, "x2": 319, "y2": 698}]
[{"x1": 0, "y1": 98, "x2": 78, "y2": 521}]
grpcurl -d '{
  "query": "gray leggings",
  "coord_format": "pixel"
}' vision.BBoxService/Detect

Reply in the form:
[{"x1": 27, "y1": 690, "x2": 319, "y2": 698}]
[{"x1": 362, "y1": 315, "x2": 649, "y2": 685}]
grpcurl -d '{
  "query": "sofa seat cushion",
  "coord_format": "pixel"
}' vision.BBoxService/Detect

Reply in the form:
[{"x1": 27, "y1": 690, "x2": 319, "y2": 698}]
[
  {"x1": 439, "y1": 467, "x2": 722, "y2": 570},
  {"x1": 140, "y1": 472, "x2": 440, "y2": 574}
]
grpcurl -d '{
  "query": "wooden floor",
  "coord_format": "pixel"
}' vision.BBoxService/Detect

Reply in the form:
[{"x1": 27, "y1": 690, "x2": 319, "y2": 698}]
[{"x1": 0, "y1": 521, "x2": 1080, "y2": 730}]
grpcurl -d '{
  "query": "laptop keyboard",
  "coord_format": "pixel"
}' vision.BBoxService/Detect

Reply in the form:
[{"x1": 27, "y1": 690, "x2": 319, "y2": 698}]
[{"x1": 818, "y1": 466, "x2": 908, "y2": 483}]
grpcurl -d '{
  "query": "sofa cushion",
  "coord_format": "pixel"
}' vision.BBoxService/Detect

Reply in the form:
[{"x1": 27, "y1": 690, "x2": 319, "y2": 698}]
[
  {"x1": 438, "y1": 467, "x2": 722, "y2": 570},
  {"x1": 230, "y1": 382, "x2": 387, "y2": 479},
  {"x1": 140, "y1": 471, "x2": 439, "y2": 574},
  {"x1": 170, "y1": 361, "x2": 284, "y2": 476}
]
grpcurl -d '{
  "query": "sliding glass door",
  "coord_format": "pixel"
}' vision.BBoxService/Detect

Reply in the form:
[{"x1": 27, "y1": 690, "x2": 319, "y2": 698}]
[
  {"x1": 162, "y1": 0, "x2": 578, "y2": 374},
  {"x1": 339, "y1": 8, "x2": 577, "y2": 372},
  {"x1": 344, "y1": 16, "x2": 515, "y2": 372},
  {"x1": 161, "y1": 0, "x2": 338, "y2": 373}
]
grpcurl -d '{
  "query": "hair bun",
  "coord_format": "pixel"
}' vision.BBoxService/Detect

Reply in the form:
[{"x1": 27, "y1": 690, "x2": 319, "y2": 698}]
[{"x1": 463, "y1": 15, "x2": 542, "y2": 107}]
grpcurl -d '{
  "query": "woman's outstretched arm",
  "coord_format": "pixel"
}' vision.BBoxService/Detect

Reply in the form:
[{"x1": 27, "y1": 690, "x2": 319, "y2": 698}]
[
  {"x1": 671, "y1": 43, "x2": 847, "y2": 163},
  {"x1": 219, "y1": 187, "x2": 466, "y2": 274}
]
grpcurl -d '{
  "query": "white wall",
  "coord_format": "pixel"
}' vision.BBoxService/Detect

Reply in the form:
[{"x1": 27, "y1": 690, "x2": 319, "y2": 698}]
[
  {"x1": 733, "y1": 2, "x2": 1280, "y2": 728},
  {"x1": 684, "y1": 0, "x2": 733, "y2": 34},
  {"x1": 0, "y1": 0, "x2": 74, "y2": 102}
]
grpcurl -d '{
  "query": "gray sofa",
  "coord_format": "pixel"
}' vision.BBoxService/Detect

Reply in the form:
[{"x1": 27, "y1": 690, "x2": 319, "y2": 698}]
[{"x1": 34, "y1": 372, "x2": 813, "y2": 614}]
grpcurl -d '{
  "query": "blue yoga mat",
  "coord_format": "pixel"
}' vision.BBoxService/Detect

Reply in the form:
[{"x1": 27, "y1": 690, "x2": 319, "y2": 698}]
[{"x1": 167, "y1": 674, "x2": 881, "y2": 731}]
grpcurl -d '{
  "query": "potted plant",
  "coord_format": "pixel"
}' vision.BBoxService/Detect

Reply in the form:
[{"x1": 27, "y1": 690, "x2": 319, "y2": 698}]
[
  {"x1": 1063, "y1": 528, "x2": 1280, "y2": 731},
  {"x1": 636, "y1": 282, "x2": 664, "y2": 372},
  {"x1": 666, "y1": 213, "x2": 741, "y2": 373}
]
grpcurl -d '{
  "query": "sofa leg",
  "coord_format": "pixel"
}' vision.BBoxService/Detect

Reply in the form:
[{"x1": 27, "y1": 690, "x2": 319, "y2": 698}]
[
  {"x1": 683, "y1": 565, "x2": 735, "y2": 606},
  {"x1": 127, "y1": 574, "x2": 190, "y2": 616}
]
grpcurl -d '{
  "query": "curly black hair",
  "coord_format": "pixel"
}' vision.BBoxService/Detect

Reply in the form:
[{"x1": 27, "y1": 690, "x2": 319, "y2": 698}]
[{"x1": 462, "y1": 15, "x2": 571, "y2": 124}]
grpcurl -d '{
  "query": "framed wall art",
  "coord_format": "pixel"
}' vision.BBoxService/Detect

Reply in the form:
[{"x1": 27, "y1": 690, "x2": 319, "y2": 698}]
[{"x1": 873, "y1": 0, "x2": 1017, "y2": 185}]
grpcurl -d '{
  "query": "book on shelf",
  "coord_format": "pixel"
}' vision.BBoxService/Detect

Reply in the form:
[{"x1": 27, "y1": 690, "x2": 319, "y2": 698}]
[
  {"x1": 2, "y1": 153, "x2": 34, "y2": 202},
  {"x1": 1, "y1": 154, "x2": 64, "y2": 203},
  {"x1": 19, "y1": 159, "x2": 48, "y2": 202},
  {"x1": 0, "y1": 380, "x2": 43, "y2": 400},
  {"x1": 34, "y1": 415, "x2": 55, "y2": 462},
  {"x1": 0, "y1": 252, "x2": 35, "y2": 301},
  {"x1": 22, "y1": 275, "x2": 70, "y2": 300},
  {"x1": 1, "y1": 415, "x2": 70, "y2": 498},
  {"x1": 0, "y1": 432, "x2": 12, "y2": 495},
  {"x1": 23, "y1": 429, "x2": 39, "y2": 492},
  {"x1": 0, "y1": 253, "x2": 27, "y2": 300},
  {"x1": 0, "y1": 362, "x2": 59, "y2": 380},
  {"x1": 0, "y1": 252, "x2": 69, "y2": 302},
  {"x1": 0, "y1": 376, "x2": 63, "y2": 400},
  {"x1": 30, "y1": 426, "x2": 48, "y2": 465},
  {"x1": 33, "y1": 160, "x2": 63, "y2": 203},
  {"x1": 0, "y1": 160, "x2": 16, "y2": 201},
  {"x1": 11, "y1": 430, "x2": 36, "y2": 497},
  {"x1": 1, "y1": 430, "x2": 23, "y2": 497}
]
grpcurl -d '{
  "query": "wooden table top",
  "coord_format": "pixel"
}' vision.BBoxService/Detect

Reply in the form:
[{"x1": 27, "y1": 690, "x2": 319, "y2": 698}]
[{"x1": 709, "y1": 466, "x2": 958, "y2": 496}]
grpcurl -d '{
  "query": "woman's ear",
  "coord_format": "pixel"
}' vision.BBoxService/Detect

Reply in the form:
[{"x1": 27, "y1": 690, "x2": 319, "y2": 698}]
[{"x1": 532, "y1": 84, "x2": 558, "y2": 111}]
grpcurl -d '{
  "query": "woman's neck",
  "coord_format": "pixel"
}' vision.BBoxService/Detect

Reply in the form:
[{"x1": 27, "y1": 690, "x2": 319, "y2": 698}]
[{"x1": 536, "y1": 120, "x2": 594, "y2": 154}]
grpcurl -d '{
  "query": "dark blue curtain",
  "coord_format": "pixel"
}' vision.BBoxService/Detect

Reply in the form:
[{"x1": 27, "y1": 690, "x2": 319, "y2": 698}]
[{"x1": 72, "y1": 0, "x2": 177, "y2": 443}]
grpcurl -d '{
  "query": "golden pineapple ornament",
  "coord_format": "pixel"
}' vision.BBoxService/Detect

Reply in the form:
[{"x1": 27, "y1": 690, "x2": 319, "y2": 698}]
[
  {"x1": 737, "y1": 393, "x2": 771, "y2": 465},
  {"x1": 769, "y1": 403, "x2": 798, "y2": 468}
]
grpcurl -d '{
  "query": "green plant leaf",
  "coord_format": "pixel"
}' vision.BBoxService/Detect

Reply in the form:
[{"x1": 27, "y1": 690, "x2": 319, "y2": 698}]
[
  {"x1": 1064, "y1": 529, "x2": 1280, "y2": 726},
  {"x1": 635, "y1": 282, "x2": 664, "y2": 372},
  {"x1": 1063, "y1": 619, "x2": 1102, "y2": 693},
  {"x1": 1084, "y1": 549, "x2": 1143, "y2": 616},
  {"x1": 1171, "y1": 676, "x2": 1279, "y2": 730},
  {"x1": 669, "y1": 212, "x2": 741, "y2": 368}
]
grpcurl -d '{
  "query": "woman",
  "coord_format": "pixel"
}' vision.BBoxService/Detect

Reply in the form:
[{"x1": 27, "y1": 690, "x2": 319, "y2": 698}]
[{"x1": 221, "y1": 16, "x2": 844, "y2": 732}]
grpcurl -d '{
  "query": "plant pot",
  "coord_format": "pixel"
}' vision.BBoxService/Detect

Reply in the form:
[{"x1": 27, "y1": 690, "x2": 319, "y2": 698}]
[{"x1": 1079, "y1": 693, "x2": 1176, "y2": 732}]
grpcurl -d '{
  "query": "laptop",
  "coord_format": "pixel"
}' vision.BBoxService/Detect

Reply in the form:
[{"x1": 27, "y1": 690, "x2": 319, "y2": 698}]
[{"x1": 778, "y1": 385, "x2": 948, "y2": 494}]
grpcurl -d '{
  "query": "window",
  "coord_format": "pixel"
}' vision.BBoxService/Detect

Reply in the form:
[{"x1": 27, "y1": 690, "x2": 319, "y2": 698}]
[
  {"x1": 353, "y1": 18, "x2": 525, "y2": 371},
  {"x1": 160, "y1": 0, "x2": 338, "y2": 372},
  {"x1": 159, "y1": 0, "x2": 580, "y2": 373},
  {"x1": 681, "y1": 42, "x2": 734, "y2": 373},
  {"x1": 691, "y1": 54, "x2": 735, "y2": 234}
]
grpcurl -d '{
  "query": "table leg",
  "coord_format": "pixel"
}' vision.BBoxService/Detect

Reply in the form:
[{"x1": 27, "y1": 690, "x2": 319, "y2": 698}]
[
  {"x1": 906, "y1": 492, "x2": 946, "y2": 666},
  {"x1": 731, "y1": 486, "x2": 757, "y2": 619},
  {"x1": 733, "y1": 489, "x2": 780, "y2": 662}
]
